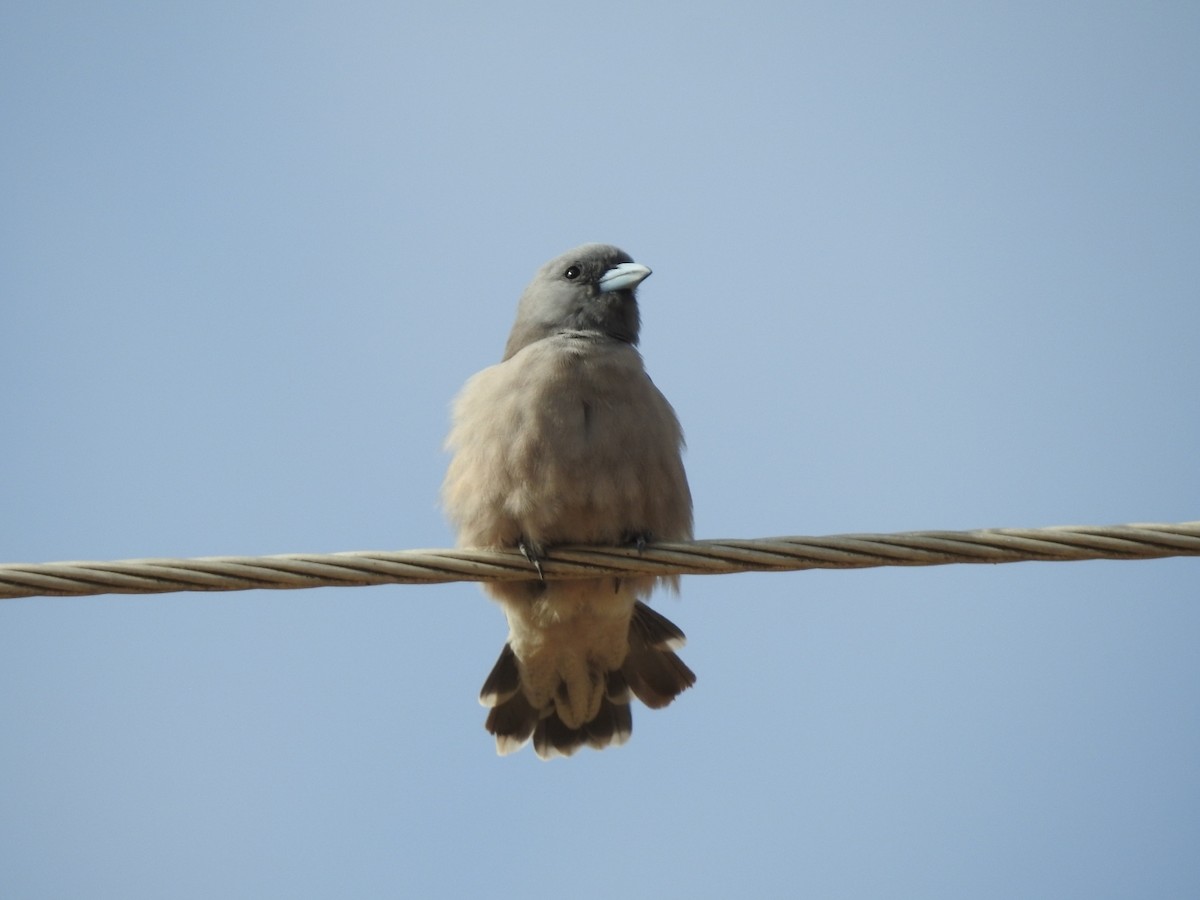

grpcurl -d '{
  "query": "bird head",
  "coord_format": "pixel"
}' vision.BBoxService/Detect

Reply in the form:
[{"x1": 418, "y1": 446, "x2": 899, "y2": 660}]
[{"x1": 503, "y1": 243, "x2": 651, "y2": 360}]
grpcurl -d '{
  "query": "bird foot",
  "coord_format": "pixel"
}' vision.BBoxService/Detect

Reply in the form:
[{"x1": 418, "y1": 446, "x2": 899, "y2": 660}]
[
  {"x1": 518, "y1": 538, "x2": 545, "y2": 582},
  {"x1": 623, "y1": 531, "x2": 652, "y2": 553}
]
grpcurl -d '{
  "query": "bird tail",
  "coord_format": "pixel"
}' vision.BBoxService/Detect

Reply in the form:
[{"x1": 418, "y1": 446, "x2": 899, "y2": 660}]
[
  {"x1": 478, "y1": 601, "x2": 695, "y2": 759},
  {"x1": 622, "y1": 601, "x2": 697, "y2": 709}
]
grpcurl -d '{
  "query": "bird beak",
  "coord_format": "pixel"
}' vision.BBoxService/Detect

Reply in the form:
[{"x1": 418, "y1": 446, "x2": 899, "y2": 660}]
[{"x1": 597, "y1": 262, "x2": 652, "y2": 293}]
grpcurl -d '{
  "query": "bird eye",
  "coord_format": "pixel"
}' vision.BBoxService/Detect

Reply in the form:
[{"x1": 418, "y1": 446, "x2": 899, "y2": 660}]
[{"x1": 564, "y1": 265, "x2": 581, "y2": 280}]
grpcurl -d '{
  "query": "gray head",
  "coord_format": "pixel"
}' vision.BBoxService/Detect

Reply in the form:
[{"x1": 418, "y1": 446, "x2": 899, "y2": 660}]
[{"x1": 502, "y1": 243, "x2": 652, "y2": 360}]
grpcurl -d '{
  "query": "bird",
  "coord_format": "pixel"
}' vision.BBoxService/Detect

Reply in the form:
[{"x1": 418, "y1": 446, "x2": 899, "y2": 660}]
[{"x1": 442, "y1": 243, "x2": 695, "y2": 759}]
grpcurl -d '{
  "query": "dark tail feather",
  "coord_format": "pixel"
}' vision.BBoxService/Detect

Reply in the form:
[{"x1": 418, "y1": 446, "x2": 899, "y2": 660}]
[
  {"x1": 484, "y1": 694, "x2": 538, "y2": 755},
  {"x1": 584, "y1": 695, "x2": 633, "y2": 750},
  {"x1": 622, "y1": 602, "x2": 696, "y2": 710},
  {"x1": 481, "y1": 643, "x2": 538, "y2": 754},
  {"x1": 534, "y1": 692, "x2": 634, "y2": 759},
  {"x1": 479, "y1": 603, "x2": 693, "y2": 758},
  {"x1": 533, "y1": 713, "x2": 579, "y2": 758},
  {"x1": 481, "y1": 644, "x2": 635, "y2": 758},
  {"x1": 630, "y1": 600, "x2": 688, "y2": 650},
  {"x1": 479, "y1": 642, "x2": 522, "y2": 707}
]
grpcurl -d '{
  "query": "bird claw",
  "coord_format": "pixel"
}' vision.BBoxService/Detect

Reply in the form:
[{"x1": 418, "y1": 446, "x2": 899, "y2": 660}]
[
  {"x1": 518, "y1": 539, "x2": 545, "y2": 582},
  {"x1": 624, "y1": 531, "x2": 651, "y2": 553}
]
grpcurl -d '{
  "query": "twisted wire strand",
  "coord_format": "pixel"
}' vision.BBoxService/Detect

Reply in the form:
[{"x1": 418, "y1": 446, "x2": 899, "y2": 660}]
[{"x1": 1, "y1": 521, "x2": 1196, "y2": 601}]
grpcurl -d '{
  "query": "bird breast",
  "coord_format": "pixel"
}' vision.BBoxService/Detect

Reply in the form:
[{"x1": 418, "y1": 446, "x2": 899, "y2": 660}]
[{"x1": 442, "y1": 334, "x2": 693, "y2": 551}]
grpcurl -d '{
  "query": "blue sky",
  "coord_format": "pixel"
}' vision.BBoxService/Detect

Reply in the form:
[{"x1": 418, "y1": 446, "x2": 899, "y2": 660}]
[{"x1": 3, "y1": 3, "x2": 1199, "y2": 898}]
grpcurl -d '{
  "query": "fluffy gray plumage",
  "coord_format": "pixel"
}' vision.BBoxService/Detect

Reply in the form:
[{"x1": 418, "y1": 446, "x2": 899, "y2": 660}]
[{"x1": 442, "y1": 243, "x2": 695, "y2": 758}]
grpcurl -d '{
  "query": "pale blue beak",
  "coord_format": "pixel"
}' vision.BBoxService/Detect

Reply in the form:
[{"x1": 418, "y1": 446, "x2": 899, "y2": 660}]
[{"x1": 597, "y1": 261, "x2": 652, "y2": 293}]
